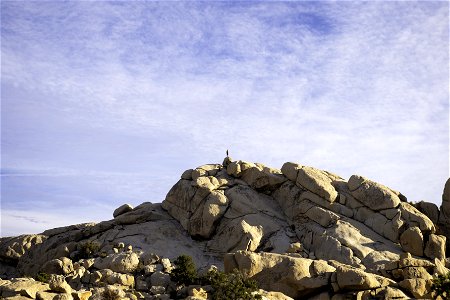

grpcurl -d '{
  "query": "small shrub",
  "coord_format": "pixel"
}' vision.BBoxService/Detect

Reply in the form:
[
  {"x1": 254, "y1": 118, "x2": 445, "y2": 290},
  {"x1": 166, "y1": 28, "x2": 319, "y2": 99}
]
[
  {"x1": 203, "y1": 269, "x2": 262, "y2": 300},
  {"x1": 170, "y1": 254, "x2": 261, "y2": 300},
  {"x1": 432, "y1": 272, "x2": 450, "y2": 299},
  {"x1": 101, "y1": 287, "x2": 122, "y2": 300},
  {"x1": 77, "y1": 240, "x2": 101, "y2": 259},
  {"x1": 171, "y1": 254, "x2": 198, "y2": 286},
  {"x1": 35, "y1": 272, "x2": 50, "y2": 283}
]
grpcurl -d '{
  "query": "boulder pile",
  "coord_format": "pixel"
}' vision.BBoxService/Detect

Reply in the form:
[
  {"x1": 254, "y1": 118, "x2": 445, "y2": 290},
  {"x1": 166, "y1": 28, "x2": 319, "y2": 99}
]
[{"x1": 1, "y1": 157, "x2": 449, "y2": 299}]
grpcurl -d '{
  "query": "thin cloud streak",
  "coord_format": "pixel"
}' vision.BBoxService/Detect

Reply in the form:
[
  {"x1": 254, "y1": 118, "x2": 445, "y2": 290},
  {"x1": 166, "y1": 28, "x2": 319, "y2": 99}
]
[{"x1": 1, "y1": 1, "x2": 448, "y2": 236}]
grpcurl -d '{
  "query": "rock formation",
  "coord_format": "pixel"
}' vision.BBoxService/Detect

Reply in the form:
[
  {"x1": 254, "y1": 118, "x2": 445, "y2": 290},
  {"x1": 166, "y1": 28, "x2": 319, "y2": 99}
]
[{"x1": 0, "y1": 157, "x2": 449, "y2": 300}]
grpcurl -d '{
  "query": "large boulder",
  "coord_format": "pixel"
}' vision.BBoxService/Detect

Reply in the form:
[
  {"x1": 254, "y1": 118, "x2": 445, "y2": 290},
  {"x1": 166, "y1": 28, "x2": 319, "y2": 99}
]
[
  {"x1": 399, "y1": 227, "x2": 423, "y2": 256},
  {"x1": 0, "y1": 278, "x2": 49, "y2": 298},
  {"x1": 348, "y1": 175, "x2": 401, "y2": 210},
  {"x1": 113, "y1": 204, "x2": 133, "y2": 218},
  {"x1": 188, "y1": 190, "x2": 229, "y2": 238},
  {"x1": 225, "y1": 251, "x2": 336, "y2": 298},
  {"x1": 41, "y1": 258, "x2": 74, "y2": 275},
  {"x1": 49, "y1": 275, "x2": 72, "y2": 294},
  {"x1": 414, "y1": 201, "x2": 440, "y2": 225},
  {"x1": 424, "y1": 234, "x2": 446, "y2": 260},
  {"x1": 207, "y1": 219, "x2": 263, "y2": 253},
  {"x1": 398, "y1": 278, "x2": 432, "y2": 298},
  {"x1": 93, "y1": 252, "x2": 139, "y2": 273},
  {"x1": 296, "y1": 166, "x2": 338, "y2": 203},
  {"x1": 333, "y1": 263, "x2": 394, "y2": 291}
]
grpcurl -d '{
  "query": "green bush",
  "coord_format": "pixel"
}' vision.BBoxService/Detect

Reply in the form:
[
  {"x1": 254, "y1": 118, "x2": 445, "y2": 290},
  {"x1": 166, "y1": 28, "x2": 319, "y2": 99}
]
[
  {"x1": 35, "y1": 272, "x2": 50, "y2": 283},
  {"x1": 432, "y1": 272, "x2": 450, "y2": 299},
  {"x1": 203, "y1": 269, "x2": 262, "y2": 300},
  {"x1": 77, "y1": 240, "x2": 101, "y2": 259},
  {"x1": 171, "y1": 254, "x2": 198, "y2": 286},
  {"x1": 170, "y1": 254, "x2": 261, "y2": 300}
]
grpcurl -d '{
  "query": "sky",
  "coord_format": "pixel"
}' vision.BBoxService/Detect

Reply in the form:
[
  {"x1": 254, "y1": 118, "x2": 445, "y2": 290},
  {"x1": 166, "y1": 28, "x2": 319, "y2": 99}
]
[{"x1": 1, "y1": 1, "x2": 449, "y2": 237}]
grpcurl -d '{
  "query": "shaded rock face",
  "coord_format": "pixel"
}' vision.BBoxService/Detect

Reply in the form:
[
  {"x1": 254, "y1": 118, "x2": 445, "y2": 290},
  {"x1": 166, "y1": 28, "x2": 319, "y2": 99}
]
[
  {"x1": 438, "y1": 178, "x2": 450, "y2": 254},
  {"x1": 0, "y1": 157, "x2": 448, "y2": 300}
]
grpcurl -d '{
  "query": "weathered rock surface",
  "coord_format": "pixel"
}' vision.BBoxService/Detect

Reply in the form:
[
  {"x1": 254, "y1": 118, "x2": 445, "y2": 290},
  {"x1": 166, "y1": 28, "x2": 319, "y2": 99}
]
[
  {"x1": 113, "y1": 203, "x2": 133, "y2": 218},
  {"x1": 1, "y1": 157, "x2": 448, "y2": 300}
]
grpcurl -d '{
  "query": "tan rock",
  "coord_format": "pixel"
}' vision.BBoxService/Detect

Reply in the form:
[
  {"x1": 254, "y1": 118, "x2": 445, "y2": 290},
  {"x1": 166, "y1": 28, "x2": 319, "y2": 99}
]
[
  {"x1": 227, "y1": 161, "x2": 242, "y2": 177},
  {"x1": 399, "y1": 278, "x2": 432, "y2": 298},
  {"x1": 286, "y1": 242, "x2": 303, "y2": 254},
  {"x1": 348, "y1": 175, "x2": 401, "y2": 210},
  {"x1": 196, "y1": 164, "x2": 221, "y2": 176},
  {"x1": 398, "y1": 202, "x2": 435, "y2": 233},
  {"x1": 49, "y1": 275, "x2": 72, "y2": 294},
  {"x1": 225, "y1": 251, "x2": 336, "y2": 299},
  {"x1": 0, "y1": 278, "x2": 49, "y2": 298},
  {"x1": 383, "y1": 212, "x2": 404, "y2": 242},
  {"x1": 191, "y1": 176, "x2": 219, "y2": 208},
  {"x1": 188, "y1": 287, "x2": 208, "y2": 299},
  {"x1": 188, "y1": 190, "x2": 228, "y2": 238},
  {"x1": 161, "y1": 258, "x2": 172, "y2": 273},
  {"x1": 72, "y1": 290, "x2": 92, "y2": 300},
  {"x1": 0, "y1": 234, "x2": 47, "y2": 262},
  {"x1": 162, "y1": 179, "x2": 197, "y2": 230},
  {"x1": 41, "y1": 258, "x2": 74, "y2": 275},
  {"x1": 374, "y1": 286, "x2": 410, "y2": 300},
  {"x1": 102, "y1": 270, "x2": 134, "y2": 286},
  {"x1": 241, "y1": 166, "x2": 286, "y2": 190},
  {"x1": 191, "y1": 168, "x2": 207, "y2": 180},
  {"x1": 37, "y1": 291, "x2": 74, "y2": 300},
  {"x1": 272, "y1": 181, "x2": 304, "y2": 218},
  {"x1": 424, "y1": 234, "x2": 446, "y2": 260},
  {"x1": 222, "y1": 156, "x2": 232, "y2": 167},
  {"x1": 402, "y1": 266, "x2": 432, "y2": 280},
  {"x1": 281, "y1": 162, "x2": 302, "y2": 182},
  {"x1": 93, "y1": 251, "x2": 140, "y2": 273},
  {"x1": 305, "y1": 206, "x2": 339, "y2": 228},
  {"x1": 297, "y1": 166, "x2": 338, "y2": 203},
  {"x1": 399, "y1": 226, "x2": 424, "y2": 256},
  {"x1": 335, "y1": 264, "x2": 394, "y2": 291},
  {"x1": 208, "y1": 219, "x2": 263, "y2": 253},
  {"x1": 398, "y1": 256, "x2": 435, "y2": 268},
  {"x1": 434, "y1": 258, "x2": 450, "y2": 276},
  {"x1": 4, "y1": 295, "x2": 33, "y2": 300},
  {"x1": 90, "y1": 286, "x2": 125, "y2": 300},
  {"x1": 259, "y1": 289, "x2": 295, "y2": 300}
]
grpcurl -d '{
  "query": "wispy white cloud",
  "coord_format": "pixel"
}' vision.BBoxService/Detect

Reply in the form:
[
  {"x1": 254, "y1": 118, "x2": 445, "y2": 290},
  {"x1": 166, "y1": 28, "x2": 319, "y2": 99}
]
[{"x1": 1, "y1": 1, "x2": 448, "y2": 235}]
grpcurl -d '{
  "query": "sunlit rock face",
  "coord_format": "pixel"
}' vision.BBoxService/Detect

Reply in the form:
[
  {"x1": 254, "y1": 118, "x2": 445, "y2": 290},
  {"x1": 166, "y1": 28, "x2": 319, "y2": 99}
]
[{"x1": 1, "y1": 157, "x2": 448, "y2": 300}]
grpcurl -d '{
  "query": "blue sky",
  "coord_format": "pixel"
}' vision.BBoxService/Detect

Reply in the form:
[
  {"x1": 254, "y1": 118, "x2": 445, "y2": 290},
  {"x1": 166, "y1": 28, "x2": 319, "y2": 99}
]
[{"x1": 1, "y1": 1, "x2": 448, "y2": 237}]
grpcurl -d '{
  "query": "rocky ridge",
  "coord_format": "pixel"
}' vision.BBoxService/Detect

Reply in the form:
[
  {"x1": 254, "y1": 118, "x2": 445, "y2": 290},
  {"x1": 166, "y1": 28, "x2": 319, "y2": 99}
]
[{"x1": 0, "y1": 157, "x2": 449, "y2": 300}]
